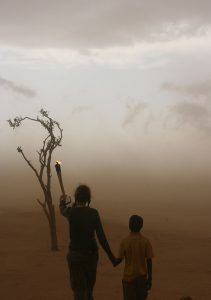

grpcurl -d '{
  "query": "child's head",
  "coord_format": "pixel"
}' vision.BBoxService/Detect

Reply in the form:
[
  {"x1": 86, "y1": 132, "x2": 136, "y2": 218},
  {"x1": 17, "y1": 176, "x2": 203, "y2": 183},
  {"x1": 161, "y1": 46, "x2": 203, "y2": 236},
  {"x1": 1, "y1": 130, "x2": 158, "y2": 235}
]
[{"x1": 129, "y1": 215, "x2": 143, "y2": 232}]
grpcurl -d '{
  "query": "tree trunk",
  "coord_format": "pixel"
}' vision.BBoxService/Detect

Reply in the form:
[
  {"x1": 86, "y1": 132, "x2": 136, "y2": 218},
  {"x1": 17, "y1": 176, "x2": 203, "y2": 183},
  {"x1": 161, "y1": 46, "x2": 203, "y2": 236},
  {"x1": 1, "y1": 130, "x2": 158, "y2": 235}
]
[
  {"x1": 40, "y1": 193, "x2": 59, "y2": 251},
  {"x1": 48, "y1": 203, "x2": 59, "y2": 251}
]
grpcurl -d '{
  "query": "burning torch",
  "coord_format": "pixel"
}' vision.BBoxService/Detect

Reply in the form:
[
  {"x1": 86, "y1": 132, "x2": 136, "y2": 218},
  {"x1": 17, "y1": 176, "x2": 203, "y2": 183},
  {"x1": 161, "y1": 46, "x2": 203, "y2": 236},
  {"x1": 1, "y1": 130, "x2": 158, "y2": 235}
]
[{"x1": 55, "y1": 161, "x2": 71, "y2": 205}]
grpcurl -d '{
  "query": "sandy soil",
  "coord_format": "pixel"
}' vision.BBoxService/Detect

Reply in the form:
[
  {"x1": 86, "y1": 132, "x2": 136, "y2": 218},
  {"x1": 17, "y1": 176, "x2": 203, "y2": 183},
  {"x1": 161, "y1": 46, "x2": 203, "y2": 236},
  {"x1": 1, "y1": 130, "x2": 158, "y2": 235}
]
[{"x1": 0, "y1": 201, "x2": 211, "y2": 300}]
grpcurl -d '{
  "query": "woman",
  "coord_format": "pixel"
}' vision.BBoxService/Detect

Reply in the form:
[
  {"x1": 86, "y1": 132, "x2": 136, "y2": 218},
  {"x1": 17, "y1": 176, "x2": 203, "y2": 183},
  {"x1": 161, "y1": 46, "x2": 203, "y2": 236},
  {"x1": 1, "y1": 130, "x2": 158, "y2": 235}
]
[{"x1": 59, "y1": 184, "x2": 116, "y2": 300}]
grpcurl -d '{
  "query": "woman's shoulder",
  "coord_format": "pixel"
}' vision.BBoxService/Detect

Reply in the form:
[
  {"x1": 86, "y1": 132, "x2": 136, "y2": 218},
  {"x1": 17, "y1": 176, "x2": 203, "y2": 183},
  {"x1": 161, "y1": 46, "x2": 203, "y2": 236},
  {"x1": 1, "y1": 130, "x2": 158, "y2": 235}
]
[
  {"x1": 88, "y1": 207, "x2": 98, "y2": 213},
  {"x1": 88, "y1": 207, "x2": 101, "y2": 219}
]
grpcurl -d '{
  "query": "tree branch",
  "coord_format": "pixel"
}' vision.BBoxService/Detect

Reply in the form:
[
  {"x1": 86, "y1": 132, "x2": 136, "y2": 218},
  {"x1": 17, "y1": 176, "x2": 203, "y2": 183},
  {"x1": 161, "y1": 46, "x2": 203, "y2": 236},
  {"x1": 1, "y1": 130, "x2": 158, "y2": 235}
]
[
  {"x1": 18, "y1": 147, "x2": 39, "y2": 178},
  {"x1": 9, "y1": 109, "x2": 63, "y2": 199},
  {"x1": 39, "y1": 134, "x2": 51, "y2": 178},
  {"x1": 8, "y1": 109, "x2": 63, "y2": 251},
  {"x1": 36, "y1": 198, "x2": 50, "y2": 222},
  {"x1": 17, "y1": 147, "x2": 46, "y2": 193}
]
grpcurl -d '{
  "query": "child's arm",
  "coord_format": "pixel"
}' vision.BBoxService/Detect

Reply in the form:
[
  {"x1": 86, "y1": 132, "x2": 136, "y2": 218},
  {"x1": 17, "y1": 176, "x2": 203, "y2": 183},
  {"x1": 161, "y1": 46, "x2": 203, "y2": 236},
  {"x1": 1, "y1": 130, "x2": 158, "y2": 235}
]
[
  {"x1": 146, "y1": 258, "x2": 152, "y2": 290},
  {"x1": 145, "y1": 237, "x2": 154, "y2": 290}
]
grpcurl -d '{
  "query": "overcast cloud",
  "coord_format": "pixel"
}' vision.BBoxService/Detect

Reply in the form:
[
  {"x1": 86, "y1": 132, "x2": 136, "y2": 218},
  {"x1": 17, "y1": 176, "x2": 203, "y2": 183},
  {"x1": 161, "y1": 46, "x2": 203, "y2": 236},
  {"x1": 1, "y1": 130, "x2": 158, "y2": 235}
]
[
  {"x1": 161, "y1": 80, "x2": 211, "y2": 100},
  {"x1": 123, "y1": 100, "x2": 146, "y2": 127},
  {"x1": 0, "y1": 76, "x2": 37, "y2": 97},
  {"x1": 0, "y1": 0, "x2": 211, "y2": 49},
  {"x1": 72, "y1": 105, "x2": 94, "y2": 114},
  {"x1": 169, "y1": 101, "x2": 211, "y2": 133}
]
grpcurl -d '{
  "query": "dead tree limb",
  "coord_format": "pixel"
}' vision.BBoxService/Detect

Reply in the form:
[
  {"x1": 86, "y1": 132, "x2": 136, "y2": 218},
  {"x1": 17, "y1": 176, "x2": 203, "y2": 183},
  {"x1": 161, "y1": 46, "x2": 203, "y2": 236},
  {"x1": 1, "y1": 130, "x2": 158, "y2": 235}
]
[{"x1": 8, "y1": 109, "x2": 63, "y2": 251}]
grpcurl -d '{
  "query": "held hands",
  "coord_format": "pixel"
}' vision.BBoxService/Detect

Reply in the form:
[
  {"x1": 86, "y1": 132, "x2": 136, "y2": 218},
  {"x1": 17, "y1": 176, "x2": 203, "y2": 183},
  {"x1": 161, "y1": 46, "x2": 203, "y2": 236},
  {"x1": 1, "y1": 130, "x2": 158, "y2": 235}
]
[
  {"x1": 112, "y1": 257, "x2": 123, "y2": 267},
  {"x1": 146, "y1": 278, "x2": 152, "y2": 290}
]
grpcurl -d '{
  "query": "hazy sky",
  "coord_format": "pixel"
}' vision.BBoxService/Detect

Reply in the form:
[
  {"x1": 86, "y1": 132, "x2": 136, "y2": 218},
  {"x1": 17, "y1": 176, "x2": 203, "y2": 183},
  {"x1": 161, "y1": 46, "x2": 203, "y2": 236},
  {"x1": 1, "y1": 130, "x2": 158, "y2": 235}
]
[{"x1": 1, "y1": 0, "x2": 211, "y2": 203}]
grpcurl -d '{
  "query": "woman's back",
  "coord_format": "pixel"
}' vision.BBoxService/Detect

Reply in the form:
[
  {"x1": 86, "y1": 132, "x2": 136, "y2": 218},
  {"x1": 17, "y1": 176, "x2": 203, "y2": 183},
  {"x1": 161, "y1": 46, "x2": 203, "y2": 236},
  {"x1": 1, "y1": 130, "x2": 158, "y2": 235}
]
[{"x1": 67, "y1": 206, "x2": 99, "y2": 253}]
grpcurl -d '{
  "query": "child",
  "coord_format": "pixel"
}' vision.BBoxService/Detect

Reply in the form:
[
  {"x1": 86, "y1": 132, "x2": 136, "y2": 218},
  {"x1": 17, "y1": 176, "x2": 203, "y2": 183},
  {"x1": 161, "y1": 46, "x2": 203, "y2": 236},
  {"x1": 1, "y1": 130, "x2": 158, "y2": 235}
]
[{"x1": 115, "y1": 215, "x2": 154, "y2": 300}]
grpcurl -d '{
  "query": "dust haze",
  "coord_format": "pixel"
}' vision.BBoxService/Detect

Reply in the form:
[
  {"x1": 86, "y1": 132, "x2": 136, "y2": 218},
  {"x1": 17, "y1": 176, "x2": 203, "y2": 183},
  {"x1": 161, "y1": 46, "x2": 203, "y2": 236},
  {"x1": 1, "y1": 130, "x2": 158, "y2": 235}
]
[
  {"x1": 1, "y1": 149, "x2": 211, "y2": 212},
  {"x1": 1, "y1": 107, "x2": 211, "y2": 300},
  {"x1": 1, "y1": 146, "x2": 211, "y2": 299}
]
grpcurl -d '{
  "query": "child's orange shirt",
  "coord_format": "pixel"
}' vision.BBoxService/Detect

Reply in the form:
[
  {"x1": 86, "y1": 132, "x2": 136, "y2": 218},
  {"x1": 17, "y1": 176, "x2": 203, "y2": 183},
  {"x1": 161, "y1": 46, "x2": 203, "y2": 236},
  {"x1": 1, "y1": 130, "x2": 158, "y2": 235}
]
[{"x1": 118, "y1": 232, "x2": 154, "y2": 282}]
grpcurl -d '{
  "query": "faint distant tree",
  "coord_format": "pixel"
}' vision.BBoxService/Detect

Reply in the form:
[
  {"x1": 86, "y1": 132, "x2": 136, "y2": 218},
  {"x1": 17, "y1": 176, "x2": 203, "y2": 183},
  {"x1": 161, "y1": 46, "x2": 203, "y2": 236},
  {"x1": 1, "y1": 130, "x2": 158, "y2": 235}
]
[{"x1": 8, "y1": 109, "x2": 63, "y2": 251}]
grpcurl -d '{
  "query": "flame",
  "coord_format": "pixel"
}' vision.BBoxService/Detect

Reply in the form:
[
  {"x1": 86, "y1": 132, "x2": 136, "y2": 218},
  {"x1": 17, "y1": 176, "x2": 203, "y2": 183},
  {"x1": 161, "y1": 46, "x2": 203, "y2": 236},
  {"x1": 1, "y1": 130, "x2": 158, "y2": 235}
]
[{"x1": 56, "y1": 161, "x2": 61, "y2": 165}]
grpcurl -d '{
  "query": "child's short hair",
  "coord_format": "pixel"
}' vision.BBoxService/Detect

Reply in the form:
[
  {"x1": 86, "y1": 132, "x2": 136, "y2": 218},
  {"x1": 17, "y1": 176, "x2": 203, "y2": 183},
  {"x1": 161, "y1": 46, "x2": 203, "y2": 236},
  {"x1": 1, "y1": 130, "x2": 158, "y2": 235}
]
[{"x1": 129, "y1": 215, "x2": 143, "y2": 232}]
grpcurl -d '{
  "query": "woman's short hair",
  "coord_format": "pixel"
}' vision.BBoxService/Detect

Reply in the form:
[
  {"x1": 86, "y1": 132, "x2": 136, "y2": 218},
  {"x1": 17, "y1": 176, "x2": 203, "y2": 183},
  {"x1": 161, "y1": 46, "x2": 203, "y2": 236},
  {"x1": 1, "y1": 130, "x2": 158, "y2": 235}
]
[
  {"x1": 74, "y1": 185, "x2": 91, "y2": 204},
  {"x1": 129, "y1": 215, "x2": 143, "y2": 232}
]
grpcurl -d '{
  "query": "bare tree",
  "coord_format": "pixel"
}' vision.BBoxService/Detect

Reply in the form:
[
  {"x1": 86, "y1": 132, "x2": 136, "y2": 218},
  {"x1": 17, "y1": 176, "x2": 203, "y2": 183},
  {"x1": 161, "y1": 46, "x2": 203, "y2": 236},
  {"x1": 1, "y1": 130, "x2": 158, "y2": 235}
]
[{"x1": 8, "y1": 109, "x2": 63, "y2": 251}]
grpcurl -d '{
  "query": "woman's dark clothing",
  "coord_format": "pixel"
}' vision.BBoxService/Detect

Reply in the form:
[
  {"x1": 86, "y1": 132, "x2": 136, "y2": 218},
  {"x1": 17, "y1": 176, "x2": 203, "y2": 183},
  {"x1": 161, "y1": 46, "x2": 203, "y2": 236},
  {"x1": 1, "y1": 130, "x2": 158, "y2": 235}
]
[
  {"x1": 67, "y1": 251, "x2": 98, "y2": 300},
  {"x1": 60, "y1": 200, "x2": 115, "y2": 300}
]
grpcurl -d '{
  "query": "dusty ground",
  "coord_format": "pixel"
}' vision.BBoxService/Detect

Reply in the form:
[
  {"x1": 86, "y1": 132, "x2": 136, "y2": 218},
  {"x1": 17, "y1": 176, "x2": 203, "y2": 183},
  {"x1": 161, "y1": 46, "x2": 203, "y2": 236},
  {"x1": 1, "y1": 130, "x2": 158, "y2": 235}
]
[{"x1": 0, "y1": 200, "x2": 211, "y2": 300}]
